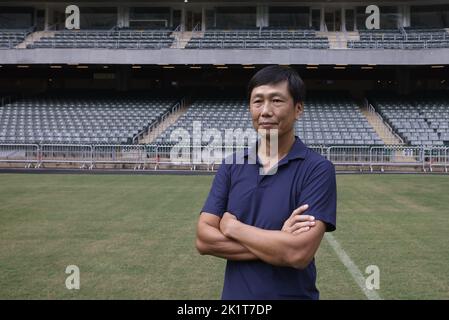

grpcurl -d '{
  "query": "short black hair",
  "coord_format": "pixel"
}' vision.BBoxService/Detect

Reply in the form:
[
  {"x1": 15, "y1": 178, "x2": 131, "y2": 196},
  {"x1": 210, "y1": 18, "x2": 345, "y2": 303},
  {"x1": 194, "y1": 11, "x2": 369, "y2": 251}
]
[{"x1": 247, "y1": 65, "x2": 306, "y2": 105}]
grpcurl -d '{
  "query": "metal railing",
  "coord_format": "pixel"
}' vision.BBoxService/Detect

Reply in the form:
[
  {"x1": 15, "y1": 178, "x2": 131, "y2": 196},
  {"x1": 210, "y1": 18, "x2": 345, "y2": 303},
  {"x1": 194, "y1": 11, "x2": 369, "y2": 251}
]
[
  {"x1": 132, "y1": 99, "x2": 184, "y2": 144},
  {"x1": 328, "y1": 146, "x2": 372, "y2": 166},
  {"x1": 349, "y1": 38, "x2": 449, "y2": 49},
  {"x1": 40, "y1": 144, "x2": 93, "y2": 168},
  {"x1": 0, "y1": 144, "x2": 40, "y2": 167},
  {"x1": 92, "y1": 144, "x2": 146, "y2": 169},
  {"x1": 363, "y1": 29, "x2": 449, "y2": 42},
  {"x1": 189, "y1": 39, "x2": 328, "y2": 49},
  {"x1": 192, "y1": 23, "x2": 202, "y2": 33},
  {"x1": 368, "y1": 103, "x2": 404, "y2": 144},
  {"x1": 1, "y1": 143, "x2": 447, "y2": 172},
  {"x1": 33, "y1": 38, "x2": 171, "y2": 50}
]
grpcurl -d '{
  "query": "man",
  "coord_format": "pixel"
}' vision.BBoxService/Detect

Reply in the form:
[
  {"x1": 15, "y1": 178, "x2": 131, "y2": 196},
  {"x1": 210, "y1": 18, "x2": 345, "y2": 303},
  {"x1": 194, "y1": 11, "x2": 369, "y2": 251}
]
[{"x1": 196, "y1": 65, "x2": 337, "y2": 300}]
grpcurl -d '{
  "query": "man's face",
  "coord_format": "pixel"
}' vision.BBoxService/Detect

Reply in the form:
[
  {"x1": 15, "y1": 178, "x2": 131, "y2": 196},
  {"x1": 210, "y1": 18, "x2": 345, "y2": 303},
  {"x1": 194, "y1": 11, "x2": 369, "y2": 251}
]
[{"x1": 249, "y1": 81, "x2": 303, "y2": 138}]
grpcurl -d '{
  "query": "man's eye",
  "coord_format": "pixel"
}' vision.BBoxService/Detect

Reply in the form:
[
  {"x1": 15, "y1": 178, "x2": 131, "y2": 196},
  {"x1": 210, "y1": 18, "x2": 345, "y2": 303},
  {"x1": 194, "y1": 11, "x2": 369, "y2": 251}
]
[{"x1": 273, "y1": 99, "x2": 283, "y2": 103}]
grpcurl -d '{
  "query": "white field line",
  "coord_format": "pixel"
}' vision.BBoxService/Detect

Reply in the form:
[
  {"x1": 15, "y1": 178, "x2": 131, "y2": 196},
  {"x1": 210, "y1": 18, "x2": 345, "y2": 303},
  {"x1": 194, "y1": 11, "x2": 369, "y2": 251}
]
[{"x1": 325, "y1": 233, "x2": 382, "y2": 300}]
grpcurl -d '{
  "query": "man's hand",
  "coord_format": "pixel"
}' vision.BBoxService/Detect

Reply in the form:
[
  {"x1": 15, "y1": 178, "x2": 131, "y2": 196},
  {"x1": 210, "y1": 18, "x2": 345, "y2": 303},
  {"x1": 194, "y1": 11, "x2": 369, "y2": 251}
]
[
  {"x1": 220, "y1": 212, "x2": 238, "y2": 237},
  {"x1": 282, "y1": 204, "x2": 316, "y2": 235},
  {"x1": 196, "y1": 212, "x2": 258, "y2": 261}
]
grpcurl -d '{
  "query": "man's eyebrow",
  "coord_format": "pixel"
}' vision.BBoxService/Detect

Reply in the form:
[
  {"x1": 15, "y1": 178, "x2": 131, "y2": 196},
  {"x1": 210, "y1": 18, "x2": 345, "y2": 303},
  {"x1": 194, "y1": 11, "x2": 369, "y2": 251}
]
[{"x1": 251, "y1": 92, "x2": 288, "y2": 99}]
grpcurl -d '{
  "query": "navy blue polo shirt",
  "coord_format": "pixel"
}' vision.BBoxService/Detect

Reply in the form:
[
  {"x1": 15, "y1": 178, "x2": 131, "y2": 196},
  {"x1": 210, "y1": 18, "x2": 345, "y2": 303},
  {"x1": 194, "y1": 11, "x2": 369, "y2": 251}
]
[{"x1": 201, "y1": 136, "x2": 337, "y2": 300}]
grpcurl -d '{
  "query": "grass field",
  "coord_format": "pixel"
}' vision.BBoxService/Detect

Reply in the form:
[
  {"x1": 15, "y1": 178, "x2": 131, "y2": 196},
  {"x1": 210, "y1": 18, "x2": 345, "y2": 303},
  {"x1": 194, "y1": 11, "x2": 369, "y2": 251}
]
[{"x1": 0, "y1": 173, "x2": 448, "y2": 299}]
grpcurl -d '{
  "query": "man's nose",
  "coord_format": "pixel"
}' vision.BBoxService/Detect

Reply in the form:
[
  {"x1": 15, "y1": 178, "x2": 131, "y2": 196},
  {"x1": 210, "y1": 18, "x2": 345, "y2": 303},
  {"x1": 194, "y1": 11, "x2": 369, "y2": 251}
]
[{"x1": 261, "y1": 102, "x2": 274, "y2": 116}]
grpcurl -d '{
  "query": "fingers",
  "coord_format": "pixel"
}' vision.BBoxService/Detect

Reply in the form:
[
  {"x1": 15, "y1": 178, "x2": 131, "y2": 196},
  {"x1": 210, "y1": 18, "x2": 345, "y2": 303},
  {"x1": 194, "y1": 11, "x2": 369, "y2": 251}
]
[
  {"x1": 290, "y1": 204, "x2": 309, "y2": 218},
  {"x1": 282, "y1": 204, "x2": 315, "y2": 234},
  {"x1": 282, "y1": 219, "x2": 316, "y2": 234},
  {"x1": 289, "y1": 220, "x2": 316, "y2": 233},
  {"x1": 292, "y1": 214, "x2": 315, "y2": 223},
  {"x1": 284, "y1": 214, "x2": 315, "y2": 229},
  {"x1": 293, "y1": 227, "x2": 310, "y2": 235}
]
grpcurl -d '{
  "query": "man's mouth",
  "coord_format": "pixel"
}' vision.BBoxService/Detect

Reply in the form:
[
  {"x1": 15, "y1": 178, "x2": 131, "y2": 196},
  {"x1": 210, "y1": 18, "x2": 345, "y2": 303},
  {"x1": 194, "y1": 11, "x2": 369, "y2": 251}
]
[{"x1": 259, "y1": 122, "x2": 278, "y2": 128}]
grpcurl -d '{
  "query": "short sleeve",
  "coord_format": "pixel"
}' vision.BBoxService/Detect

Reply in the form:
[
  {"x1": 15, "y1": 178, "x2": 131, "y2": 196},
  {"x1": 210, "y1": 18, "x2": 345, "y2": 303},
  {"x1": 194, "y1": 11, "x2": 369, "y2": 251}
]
[
  {"x1": 201, "y1": 160, "x2": 231, "y2": 218},
  {"x1": 297, "y1": 160, "x2": 337, "y2": 232}
]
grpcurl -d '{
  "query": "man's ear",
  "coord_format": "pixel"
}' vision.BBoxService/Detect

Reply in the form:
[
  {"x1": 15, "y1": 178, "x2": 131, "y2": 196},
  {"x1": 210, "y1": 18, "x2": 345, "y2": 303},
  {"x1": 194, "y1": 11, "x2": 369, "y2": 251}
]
[{"x1": 295, "y1": 102, "x2": 304, "y2": 120}]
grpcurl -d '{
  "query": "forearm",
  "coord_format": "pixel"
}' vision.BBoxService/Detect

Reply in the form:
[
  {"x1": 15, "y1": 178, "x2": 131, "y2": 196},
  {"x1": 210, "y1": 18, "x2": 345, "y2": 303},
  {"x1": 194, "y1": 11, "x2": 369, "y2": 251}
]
[
  {"x1": 196, "y1": 223, "x2": 258, "y2": 261},
  {"x1": 223, "y1": 221, "x2": 304, "y2": 267}
]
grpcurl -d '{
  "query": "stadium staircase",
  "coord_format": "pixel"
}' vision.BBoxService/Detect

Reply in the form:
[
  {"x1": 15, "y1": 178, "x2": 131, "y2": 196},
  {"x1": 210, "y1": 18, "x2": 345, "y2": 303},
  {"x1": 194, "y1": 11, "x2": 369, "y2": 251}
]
[
  {"x1": 171, "y1": 31, "x2": 200, "y2": 49},
  {"x1": 317, "y1": 31, "x2": 359, "y2": 49},
  {"x1": 361, "y1": 104, "x2": 403, "y2": 145},
  {"x1": 16, "y1": 31, "x2": 55, "y2": 48},
  {"x1": 342, "y1": 32, "x2": 360, "y2": 48},
  {"x1": 361, "y1": 104, "x2": 416, "y2": 163},
  {"x1": 139, "y1": 102, "x2": 189, "y2": 144}
]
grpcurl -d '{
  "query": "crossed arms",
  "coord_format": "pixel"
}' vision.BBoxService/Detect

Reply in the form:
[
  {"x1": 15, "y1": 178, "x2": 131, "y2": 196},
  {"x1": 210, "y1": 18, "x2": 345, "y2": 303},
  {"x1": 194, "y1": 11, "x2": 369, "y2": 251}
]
[{"x1": 195, "y1": 204, "x2": 326, "y2": 270}]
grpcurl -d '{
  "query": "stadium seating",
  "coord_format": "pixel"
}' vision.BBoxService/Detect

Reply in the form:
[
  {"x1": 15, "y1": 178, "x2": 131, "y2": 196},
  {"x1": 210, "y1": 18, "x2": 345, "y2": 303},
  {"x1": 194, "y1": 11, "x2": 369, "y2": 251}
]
[
  {"x1": 369, "y1": 92, "x2": 449, "y2": 146},
  {"x1": 27, "y1": 28, "x2": 175, "y2": 49},
  {"x1": 348, "y1": 28, "x2": 449, "y2": 49},
  {"x1": 298, "y1": 94, "x2": 383, "y2": 145},
  {"x1": 16, "y1": 27, "x2": 449, "y2": 50},
  {"x1": 0, "y1": 95, "x2": 178, "y2": 144},
  {"x1": 185, "y1": 28, "x2": 329, "y2": 49},
  {"x1": 154, "y1": 94, "x2": 383, "y2": 146},
  {"x1": 154, "y1": 98, "x2": 255, "y2": 146},
  {"x1": 0, "y1": 29, "x2": 32, "y2": 49}
]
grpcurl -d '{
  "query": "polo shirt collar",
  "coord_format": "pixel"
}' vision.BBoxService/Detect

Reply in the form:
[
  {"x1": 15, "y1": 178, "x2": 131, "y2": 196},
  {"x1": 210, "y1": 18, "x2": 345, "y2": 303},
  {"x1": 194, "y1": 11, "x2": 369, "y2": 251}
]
[{"x1": 244, "y1": 136, "x2": 307, "y2": 165}]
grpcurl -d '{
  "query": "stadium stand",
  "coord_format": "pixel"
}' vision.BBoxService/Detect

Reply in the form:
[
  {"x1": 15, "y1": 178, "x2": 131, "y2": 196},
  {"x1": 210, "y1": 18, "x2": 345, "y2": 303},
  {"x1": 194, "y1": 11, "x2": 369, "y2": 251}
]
[
  {"x1": 0, "y1": 28, "x2": 32, "y2": 49},
  {"x1": 348, "y1": 28, "x2": 449, "y2": 49},
  {"x1": 0, "y1": 95, "x2": 178, "y2": 144},
  {"x1": 27, "y1": 28, "x2": 175, "y2": 49},
  {"x1": 153, "y1": 98, "x2": 253, "y2": 146},
  {"x1": 154, "y1": 93, "x2": 383, "y2": 146},
  {"x1": 185, "y1": 28, "x2": 329, "y2": 49},
  {"x1": 0, "y1": 2, "x2": 448, "y2": 172},
  {"x1": 298, "y1": 94, "x2": 383, "y2": 145},
  {"x1": 369, "y1": 92, "x2": 449, "y2": 146}
]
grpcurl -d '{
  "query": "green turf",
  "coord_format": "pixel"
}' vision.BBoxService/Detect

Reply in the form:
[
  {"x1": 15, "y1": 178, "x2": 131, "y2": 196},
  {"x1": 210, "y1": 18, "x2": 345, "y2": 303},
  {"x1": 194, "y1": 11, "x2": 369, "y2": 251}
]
[{"x1": 0, "y1": 173, "x2": 448, "y2": 299}]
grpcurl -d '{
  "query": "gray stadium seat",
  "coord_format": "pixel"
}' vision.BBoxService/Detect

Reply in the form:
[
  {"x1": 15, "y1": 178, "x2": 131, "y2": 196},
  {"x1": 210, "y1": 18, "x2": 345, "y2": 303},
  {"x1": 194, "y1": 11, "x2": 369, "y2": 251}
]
[
  {"x1": 154, "y1": 93, "x2": 382, "y2": 147},
  {"x1": 0, "y1": 95, "x2": 177, "y2": 144},
  {"x1": 369, "y1": 91, "x2": 449, "y2": 146}
]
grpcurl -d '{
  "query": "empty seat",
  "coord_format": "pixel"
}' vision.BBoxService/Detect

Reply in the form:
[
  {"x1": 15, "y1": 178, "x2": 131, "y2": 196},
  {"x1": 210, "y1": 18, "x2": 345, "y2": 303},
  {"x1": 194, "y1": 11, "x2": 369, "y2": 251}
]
[{"x1": 0, "y1": 94, "x2": 178, "y2": 144}]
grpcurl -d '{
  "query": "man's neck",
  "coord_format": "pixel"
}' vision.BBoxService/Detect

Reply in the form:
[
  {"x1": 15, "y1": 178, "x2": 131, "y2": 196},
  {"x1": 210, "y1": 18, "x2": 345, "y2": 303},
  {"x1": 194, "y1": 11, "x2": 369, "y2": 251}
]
[{"x1": 258, "y1": 132, "x2": 295, "y2": 163}]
